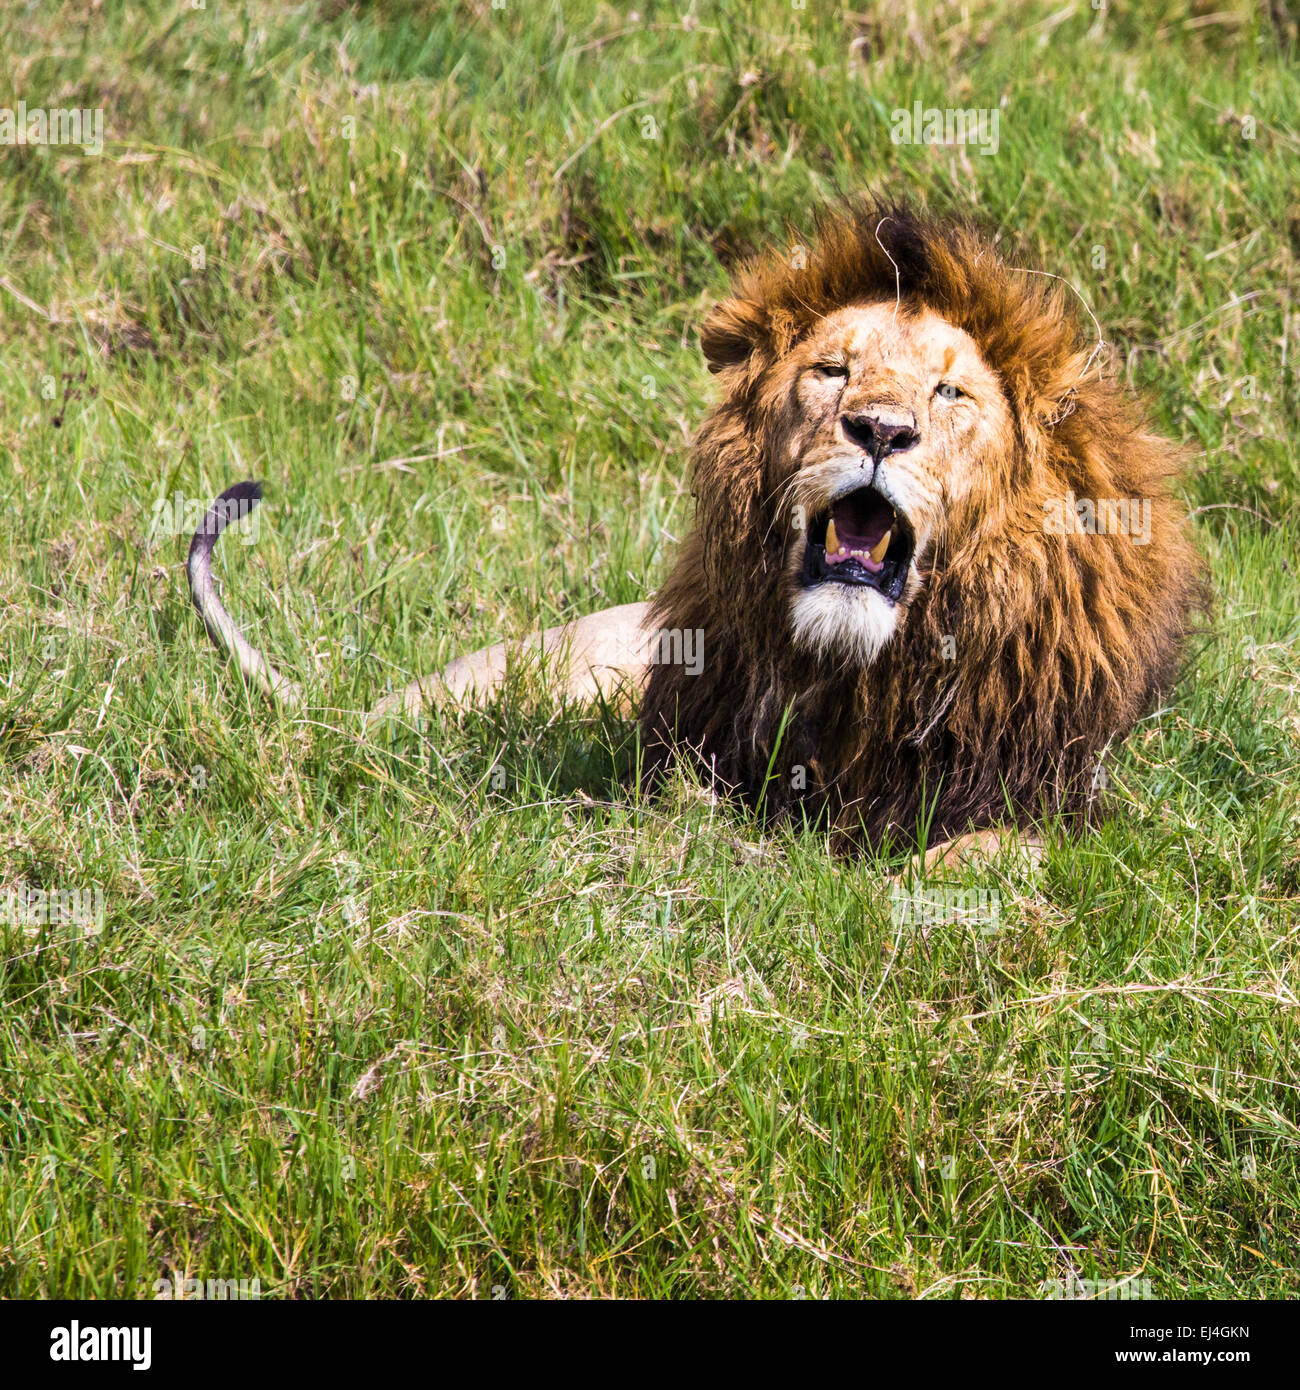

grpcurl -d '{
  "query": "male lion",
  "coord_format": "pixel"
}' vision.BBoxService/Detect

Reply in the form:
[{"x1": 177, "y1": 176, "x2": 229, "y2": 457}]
[{"x1": 189, "y1": 203, "x2": 1204, "y2": 861}]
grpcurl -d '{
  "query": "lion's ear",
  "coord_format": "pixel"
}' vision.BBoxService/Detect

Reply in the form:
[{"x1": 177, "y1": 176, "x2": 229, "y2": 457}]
[{"x1": 700, "y1": 297, "x2": 770, "y2": 374}]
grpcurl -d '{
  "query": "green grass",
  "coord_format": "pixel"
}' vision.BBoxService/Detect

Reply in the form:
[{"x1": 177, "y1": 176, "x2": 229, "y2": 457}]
[{"x1": 2, "y1": 0, "x2": 1298, "y2": 1299}]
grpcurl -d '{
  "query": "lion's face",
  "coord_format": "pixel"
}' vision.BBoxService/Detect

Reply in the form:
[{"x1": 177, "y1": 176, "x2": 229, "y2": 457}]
[
  {"x1": 768, "y1": 301, "x2": 1013, "y2": 667},
  {"x1": 644, "y1": 204, "x2": 1201, "y2": 846}
]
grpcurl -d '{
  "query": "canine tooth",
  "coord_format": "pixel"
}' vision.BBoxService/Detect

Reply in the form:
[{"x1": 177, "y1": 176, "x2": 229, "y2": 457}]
[
  {"x1": 869, "y1": 528, "x2": 892, "y2": 564},
  {"x1": 825, "y1": 518, "x2": 840, "y2": 556}
]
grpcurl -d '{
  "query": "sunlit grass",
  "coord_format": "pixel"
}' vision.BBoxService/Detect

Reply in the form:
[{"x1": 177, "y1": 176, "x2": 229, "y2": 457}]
[{"x1": 0, "y1": 0, "x2": 1297, "y2": 1298}]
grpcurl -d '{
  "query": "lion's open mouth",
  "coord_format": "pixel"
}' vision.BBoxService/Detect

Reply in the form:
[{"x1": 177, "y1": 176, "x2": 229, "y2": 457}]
[{"x1": 802, "y1": 486, "x2": 915, "y2": 602}]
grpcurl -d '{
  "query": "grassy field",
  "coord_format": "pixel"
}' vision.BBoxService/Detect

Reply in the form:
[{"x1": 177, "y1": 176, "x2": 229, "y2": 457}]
[{"x1": 1, "y1": 0, "x2": 1298, "y2": 1299}]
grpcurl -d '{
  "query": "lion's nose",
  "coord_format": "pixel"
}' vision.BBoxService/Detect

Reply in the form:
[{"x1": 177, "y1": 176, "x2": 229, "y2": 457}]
[{"x1": 841, "y1": 410, "x2": 919, "y2": 461}]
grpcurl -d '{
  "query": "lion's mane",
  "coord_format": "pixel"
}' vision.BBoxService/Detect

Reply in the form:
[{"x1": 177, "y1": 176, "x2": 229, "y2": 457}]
[{"x1": 639, "y1": 202, "x2": 1206, "y2": 849}]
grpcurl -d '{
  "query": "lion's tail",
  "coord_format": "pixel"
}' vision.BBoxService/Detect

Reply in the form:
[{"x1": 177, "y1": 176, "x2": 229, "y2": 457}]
[{"x1": 187, "y1": 480, "x2": 303, "y2": 708}]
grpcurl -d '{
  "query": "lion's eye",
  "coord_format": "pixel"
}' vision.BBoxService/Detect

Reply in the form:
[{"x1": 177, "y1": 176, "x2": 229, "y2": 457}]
[
  {"x1": 935, "y1": 382, "x2": 963, "y2": 402},
  {"x1": 814, "y1": 362, "x2": 848, "y2": 379}
]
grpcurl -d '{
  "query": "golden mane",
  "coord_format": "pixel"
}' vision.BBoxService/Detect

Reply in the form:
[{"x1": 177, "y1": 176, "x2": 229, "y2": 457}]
[{"x1": 639, "y1": 202, "x2": 1207, "y2": 849}]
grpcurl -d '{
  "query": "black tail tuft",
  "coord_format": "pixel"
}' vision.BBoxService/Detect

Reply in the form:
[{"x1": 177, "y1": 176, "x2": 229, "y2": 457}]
[{"x1": 187, "y1": 479, "x2": 265, "y2": 568}]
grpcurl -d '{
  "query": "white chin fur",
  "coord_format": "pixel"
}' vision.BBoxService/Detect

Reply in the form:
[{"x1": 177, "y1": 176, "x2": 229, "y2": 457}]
[{"x1": 790, "y1": 583, "x2": 899, "y2": 667}]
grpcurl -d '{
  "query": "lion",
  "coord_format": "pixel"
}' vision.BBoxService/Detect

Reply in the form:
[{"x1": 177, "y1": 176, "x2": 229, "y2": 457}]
[{"x1": 189, "y1": 201, "x2": 1205, "y2": 863}]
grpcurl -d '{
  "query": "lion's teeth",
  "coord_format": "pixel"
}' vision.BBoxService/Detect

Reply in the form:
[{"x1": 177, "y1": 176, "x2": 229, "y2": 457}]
[
  {"x1": 825, "y1": 518, "x2": 840, "y2": 556},
  {"x1": 869, "y1": 528, "x2": 892, "y2": 564}
]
